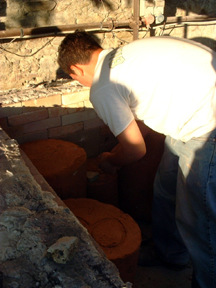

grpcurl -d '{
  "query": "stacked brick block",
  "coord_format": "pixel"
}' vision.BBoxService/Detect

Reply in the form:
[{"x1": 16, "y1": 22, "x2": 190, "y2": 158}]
[{"x1": 0, "y1": 87, "x2": 118, "y2": 157}]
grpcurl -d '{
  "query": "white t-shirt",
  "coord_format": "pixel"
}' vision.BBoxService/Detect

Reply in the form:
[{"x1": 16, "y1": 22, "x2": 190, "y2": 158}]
[{"x1": 90, "y1": 36, "x2": 216, "y2": 141}]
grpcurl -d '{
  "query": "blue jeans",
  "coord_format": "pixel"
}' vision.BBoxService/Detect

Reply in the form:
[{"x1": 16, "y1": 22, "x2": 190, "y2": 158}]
[{"x1": 152, "y1": 130, "x2": 216, "y2": 288}]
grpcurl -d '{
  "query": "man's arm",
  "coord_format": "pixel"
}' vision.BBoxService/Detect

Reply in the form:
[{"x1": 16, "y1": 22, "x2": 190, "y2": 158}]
[{"x1": 99, "y1": 119, "x2": 147, "y2": 174}]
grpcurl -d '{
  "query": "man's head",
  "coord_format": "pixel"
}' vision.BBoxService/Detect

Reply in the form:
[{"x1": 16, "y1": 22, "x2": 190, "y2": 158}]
[{"x1": 58, "y1": 30, "x2": 102, "y2": 86}]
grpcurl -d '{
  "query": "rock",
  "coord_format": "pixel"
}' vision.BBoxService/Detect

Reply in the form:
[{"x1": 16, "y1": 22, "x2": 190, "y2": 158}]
[
  {"x1": 47, "y1": 236, "x2": 79, "y2": 264},
  {"x1": 87, "y1": 171, "x2": 99, "y2": 182}
]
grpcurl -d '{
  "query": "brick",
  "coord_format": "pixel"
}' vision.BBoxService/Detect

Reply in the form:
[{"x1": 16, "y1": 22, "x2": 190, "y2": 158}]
[
  {"x1": 48, "y1": 122, "x2": 83, "y2": 138},
  {"x1": 62, "y1": 110, "x2": 97, "y2": 126},
  {"x1": 84, "y1": 117, "x2": 104, "y2": 130},
  {"x1": 84, "y1": 100, "x2": 93, "y2": 109},
  {"x1": 49, "y1": 134, "x2": 68, "y2": 142},
  {"x1": 8, "y1": 109, "x2": 48, "y2": 126},
  {"x1": 100, "y1": 124, "x2": 112, "y2": 135},
  {"x1": 63, "y1": 102, "x2": 85, "y2": 111},
  {"x1": 67, "y1": 130, "x2": 85, "y2": 148},
  {"x1": 37, "y1": 95, "x2": 61, "y2": 106},
  {"x1": 23, "y1": 106, "x2": 41, "y2": 113},
  {"x1": 0, "y1": 117, "x2": 8, "y2": 130},
  {"x1": 83, "y1": 128, "x2": 101, "y2": 157},
  {"x1": 23, "y1": 117, "x2": 61, "y2": 133},
  {"x1": 100, "y1": 129, "x2": 117, "y2": 145},
  {"x1": 48, "y1": 106, "x2": 69, "y2": 118},
  {"x1": 0, "y1": 105, "x2": 23, "y2": 118},
  {"x1": 48, "y1": 103, "x2": 84, "y2": 118},
  {"x1": 16, "y1": 129, "x2": 48, "y2": 145},
  {"x1": 22, "y1": 94, "x2": 61, "y2": 107},
  {"x1": 1, "y1": 102, "x2": 22, "y2": 108},
  {"x1": 21, "y1": 99, "x2": 38, "y2": 107},
  {"x1": 62, "y1": 89, "x2": 90, "y2": 105},
  {"x1": 99, "y1": 124, "x2": 117, "y2": 149},
  {"x1": 4, "y1": 125, "x2": 24, "y2": 139}
]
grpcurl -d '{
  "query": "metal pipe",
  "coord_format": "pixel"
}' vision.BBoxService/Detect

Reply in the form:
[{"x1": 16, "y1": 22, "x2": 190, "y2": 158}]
[
  {"x1": 0, "y1": 20, "x2": 130, "y2": 40},
  {"x1": 133, "y1": 0, "x2": 140, "y2": 41},
  {"x1": 0, "y1": 15, "x2": 215, "y2": 40}
]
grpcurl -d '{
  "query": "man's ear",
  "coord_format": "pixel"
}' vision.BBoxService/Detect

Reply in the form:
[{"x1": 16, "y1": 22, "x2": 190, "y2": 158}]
[{"x1": 70, "y1": 65, "x2": 84, "y2": 76}]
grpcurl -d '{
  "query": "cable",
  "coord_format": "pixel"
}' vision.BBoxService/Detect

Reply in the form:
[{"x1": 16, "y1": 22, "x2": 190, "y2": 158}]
[{"x1": 0, "y1": 37, "x2": 55, "y2": 57}]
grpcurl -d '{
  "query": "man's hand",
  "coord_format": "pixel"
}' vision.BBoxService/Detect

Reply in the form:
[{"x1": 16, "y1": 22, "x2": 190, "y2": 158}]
[
  {"x1": 98, "y1": 152, "x2": 121, "y2": 174},
  {"x1": 98, "y1": 119, "x2": 147, "y2": 174}
]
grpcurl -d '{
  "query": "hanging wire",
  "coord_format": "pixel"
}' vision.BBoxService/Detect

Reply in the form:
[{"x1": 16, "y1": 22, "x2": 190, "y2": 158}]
[
  {"x1": 112, "y1": 31, "x2": 131, "y2": 44},
  {"x1": 100, "y1": 0, "x2": 109, "y2": 22},
  {"x1": 1, "y1": 37, "x2": 16, "y2": 51},
  {"x1": 0, "y1": 37, "x2": 55, "y2": 57}
]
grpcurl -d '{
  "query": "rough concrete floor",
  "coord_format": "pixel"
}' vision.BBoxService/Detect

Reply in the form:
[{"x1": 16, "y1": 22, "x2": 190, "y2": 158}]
[
  {"x1": 132, "y1": 221, "x2": 193, "y2": 288},
  {"x1": 133, "y1": 263, "x2": 192, "y2": 288}
]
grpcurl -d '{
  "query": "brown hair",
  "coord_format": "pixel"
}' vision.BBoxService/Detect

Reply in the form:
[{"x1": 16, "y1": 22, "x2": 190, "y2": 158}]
[{"x1": 58, "y1": 30, "x2": 102, "y2": 75}]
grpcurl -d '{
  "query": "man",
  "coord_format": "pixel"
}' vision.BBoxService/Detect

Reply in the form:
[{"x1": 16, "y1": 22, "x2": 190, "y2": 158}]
[{"x1": 58, "y1": 30, "x2": 216, "y2": 288}]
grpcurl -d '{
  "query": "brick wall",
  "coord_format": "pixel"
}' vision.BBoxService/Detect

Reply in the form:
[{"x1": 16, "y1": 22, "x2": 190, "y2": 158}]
[{"x1": 0, "y1": 87, "x2": 118, "y2": 157}]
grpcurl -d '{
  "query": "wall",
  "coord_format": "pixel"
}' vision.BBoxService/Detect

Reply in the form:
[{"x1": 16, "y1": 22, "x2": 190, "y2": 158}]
[
  {"x1": 0, "y1": 0, "x2": 133, "y2": 90},
  {"x1": 0, "y1": 84, "x2": 118, "y2": 157}
]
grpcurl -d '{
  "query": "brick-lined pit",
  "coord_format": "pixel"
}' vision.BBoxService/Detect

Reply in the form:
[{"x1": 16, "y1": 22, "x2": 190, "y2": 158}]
[
  {"x1": 0, "y1": 83, "x2": 165, "y2": 222},
  {"x1": 0, "y1": 83, "x2": 165, "y2": 285}
]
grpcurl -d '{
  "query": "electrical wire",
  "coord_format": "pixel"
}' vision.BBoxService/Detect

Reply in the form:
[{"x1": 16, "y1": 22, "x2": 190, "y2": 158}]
[{"x1": 0, "y1": 37, "x2": 55, "y2": 57}]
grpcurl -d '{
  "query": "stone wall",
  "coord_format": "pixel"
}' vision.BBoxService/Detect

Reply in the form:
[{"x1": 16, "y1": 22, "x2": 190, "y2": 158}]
[{"x1": 0, "y1": 0, "x2": 133, "y2": 90}]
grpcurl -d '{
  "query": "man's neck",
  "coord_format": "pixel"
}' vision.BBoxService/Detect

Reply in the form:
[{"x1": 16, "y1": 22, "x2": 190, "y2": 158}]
[{"x1": 83, "y1": 48, "x2": 103, "y2": 86}]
